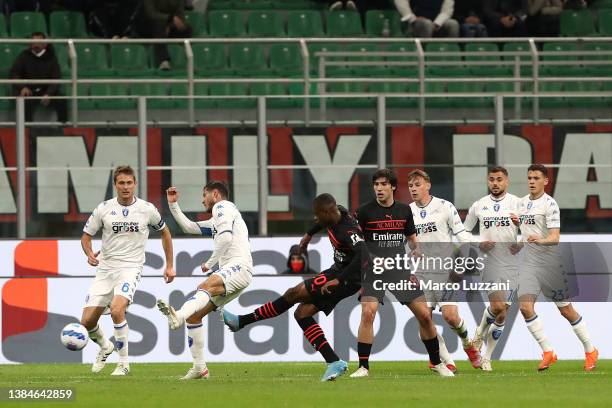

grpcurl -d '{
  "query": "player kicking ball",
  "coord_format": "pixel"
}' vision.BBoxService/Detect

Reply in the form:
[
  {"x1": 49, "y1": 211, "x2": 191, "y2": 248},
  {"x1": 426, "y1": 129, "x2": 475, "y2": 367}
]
[
  {"x1": 464, "y1": 166, "x2": 521, "y2": 371},
  {"x1": 514, "y1": 164, "x2": 598, "y2": 371},
  {"x1": 222, "y1": 193, "x2": 366, "y2": 382},
  {"x1": 80, "y1": 165, "x2": 175, "y2": 376},
  {"x1": 156, "y1": 181, "x2": 254, "y2": 380}
]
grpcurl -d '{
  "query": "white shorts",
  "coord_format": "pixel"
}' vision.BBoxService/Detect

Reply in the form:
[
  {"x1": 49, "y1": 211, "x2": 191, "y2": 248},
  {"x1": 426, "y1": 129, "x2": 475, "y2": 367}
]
[
  {"x1": 417, "y1": 272, "x2": 459, "y2": 309},
  {"x1": 209, "y1": 263, "x2": 252, "y2": 309},
  {"x1": 518, "y1": 263, "x2": 571, "y2": 307},
  {"x1": 84, "y1": 266, "x2": 142, "y2": 311},
  {"x1": 482, "y1": 265, "x2": 518, "y2": 305}
]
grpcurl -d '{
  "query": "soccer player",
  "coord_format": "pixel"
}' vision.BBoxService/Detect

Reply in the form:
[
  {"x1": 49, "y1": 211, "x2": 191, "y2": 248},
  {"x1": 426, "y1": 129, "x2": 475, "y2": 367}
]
[
  {"x1": 156, "y1": 181, "x2": 253, "y2": 380},
  {"x1": 515, "y1": 164, "x2": 598, "y2": 371},
  {"x1": 222, "y1": 193, "x2": 366, "y2": 381},
  {"x1": 407, "y1": 169, "x2": 482, "y2": 369},
  {"x1": 301, "y1": 169, "x2": 454, "y2": 378},
  {"x1": 464, "y1": 166, "x2": 521, "y2": 371},
  {"x1": 80, "y1": 165, "x2": 175, "y2": 376}
]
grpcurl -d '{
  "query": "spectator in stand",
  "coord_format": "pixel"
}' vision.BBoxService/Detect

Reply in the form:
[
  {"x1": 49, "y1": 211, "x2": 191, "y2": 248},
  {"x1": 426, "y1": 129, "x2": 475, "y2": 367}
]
[
  {"x1": 282, "y1": 245, "x2": 316, "y2": 275},
  {"x1": 88, "y1": 0, "x2": 139, "y2": 39},
  {"x1": 526, "y1": 0, "x2": 563, "y2": 37},
  {"x1": 10, "y1": 32, "x2": 67, "y2": 123},
  {"x1": 394, "y1": 0, "x2": 460, "y2": 38},
  {"x1": 483, "y1": 0, "x2": 528, "y2": 37},
  {"x1": 135, "y1": 0, "x2": 192, "y2": 71},
  {"x1": 455, "y1": 0, "x2": 488, "y2": 37}
]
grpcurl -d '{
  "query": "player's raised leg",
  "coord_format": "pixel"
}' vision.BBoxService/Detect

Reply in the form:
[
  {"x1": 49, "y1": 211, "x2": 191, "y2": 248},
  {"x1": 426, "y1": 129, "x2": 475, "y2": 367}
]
[
  {"x1": 81, "y1": 306, "x2": 114, "y2": 373},
  {"x1": 557, "y1": 303, "x2": 598, "y2": 371}
]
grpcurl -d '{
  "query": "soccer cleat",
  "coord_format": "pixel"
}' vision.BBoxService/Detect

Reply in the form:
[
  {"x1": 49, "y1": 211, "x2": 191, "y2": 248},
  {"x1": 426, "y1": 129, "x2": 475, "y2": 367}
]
[
  {"x1": 472, "y1": 334, "x2": 484, "y2": 352},
  {"x1": 91, "y1": 341, "x2": 115, "y2": 373},
  {"x1": 584, "y1": 348, "x2": 598, "y2": 372},
  {"x1": 464, "y1": 345, "x2": 482, "y2": 369},
  {"x1": 428, "y1": 361, "x2": 457, "y2": 373},
  {"x1": 349, "y1": 366, "x2": 369, "y2": 378},
  {"x1": 480, "y1": 357, "x2": 493, "y2": 372},
  {"x1": 321, "y1": 360, "x2": 348, "y2": 382},
  {"x1": 157, "y1": 299, "x2": 184, "y2": 330},
  {"x1": 222, "y1": 309, "x2": 241, "y2": 332},
  {"x1": 180, "y1": 367, "x2": 210, "y2": 380},
  {"x1": 110, "y1": 363, "x2": 130, "y2": 376},
  {"x1": 537, "y1": 351, "x2": 557, "y2": 371},
  {"x1": 431, "y1": 362, "x2": 455, "y2": 377}
]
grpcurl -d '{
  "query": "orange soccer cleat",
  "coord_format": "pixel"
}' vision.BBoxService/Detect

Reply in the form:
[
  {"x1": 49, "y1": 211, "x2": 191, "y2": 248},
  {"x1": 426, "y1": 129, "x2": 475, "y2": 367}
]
[
  {"x1": 537, "y1": 351, "x2": 557, "y2": 371},
  {"x1": 464, "y1": 346, "x2": 482, "y2": 369},
  {"x1": 584, "y1": 348, "x2": 599, "y2": 372}
]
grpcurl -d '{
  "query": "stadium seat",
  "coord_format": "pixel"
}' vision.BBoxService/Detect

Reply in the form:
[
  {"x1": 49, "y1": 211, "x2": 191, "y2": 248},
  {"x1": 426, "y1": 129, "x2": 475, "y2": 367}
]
[
  {"x1": 560, "y1": 9, "x2": 596, "y2": 36},
  {"x1": 248, "y1": 11, "x2": 285, "y2": 37},
  {"x1": 425, "y1": 80, "x2": 450, "y2": 108},
  {"x1": 346, "y1": 43, "x2": 388, "y2": 76},
  {"x1": 539, "y1": 81, "x2": 565, "y2": 108},
  {"x1": 184, "y1": 10, "x2": 207, "y2": 37},
  {"x1": 233, "y1": 0, "x2": 273, "y2": 9},
  {"x1": 0, "y1": 43, "x2": 21, "y2": 77},
  {"x1": 597, "y1": 9, "x2": 612, "y2": 35},
  {"x1": 308, "y1": 43, "x2": 351, "y2": 77},
  {"x1": 77, "y1": 83, "x2": 95, "y2": 110},
  {"x1": 328, "y1": 82, "x2": 373, "y2": 108},
  {"x1": 365, "y1": 10, "x2": 402, "y2": 37},
  {"x1": 465, "y1": 43, "x2": 511, "y2": 76},
  {"x1": 0, "y1": 85, "x2": 12, "y2": 111},
  {"x1": 485, "y1": 81, "x2": 516, "y2": 107},
  {"x1": 208, "y1": 10, "x2": 246, "y2": 37},
  {"x1": 89, "y1": 83, "x2": 135, "y2": 109},
  {"x1": 49, "y1": 11, "x2": 88, "y2": 38},
  {"x1": 594, "y1": 0, "x2": 612, "y2": 8},
  {"x1": 583, "y1": 43, "x2": 612, "y2": 76},
  {"x1": 111, "y1": 44, "x2": 151, "y2": 76},
  {"x1": 10, "y1": 11, "x2": 47, "y2": 37},
  {"x1": 541, "y1": 42, "x2": 582, "y2": 76},
  {"x1": 75, "y1": 43, "x2": 111, "y2": 77},
  {"x1": 208, "y1": 82, "x2": 252, "y2": 108},
  {"x1": 502, "y1": 42, "x2": 533, "y2": 76},
  {"x1": 229, "y1": 43, "x2": 270, "y2": 76},
  {"x1": 131, "y1": 82, "x2": 173, "y2": 109},
  {"x1": 425, "y1": 42, "x2": 462, "y2": 76},
  {"x1": 52, "y1": 43, "x2": 71, "y2": 77},
  {"x1": 287, "y1": 10, "x2": 324, "y2": 37},
  {"x1": 274, "y1": 0, "x2": 324, "y2": 10},
  {"x1": 564, "y1": 81, "x2": 604, "y2": 107},
  {"x1": 447, "y1": 81, "x2": 488, "y2": 108},
  {"x1": 269, "y1": 43, "x2": 303, "y2": 76},
  {"x1": 162, "y1": 44, "x2": 188, "y2": 73},
  {"x1": 192, "y1": 43, "x2": 227, "y2": 76},
  {"x1": 386, "y1": 42, "x2": 418, "y2": 77},
  {"x1": 326, "y1": 11, "x2": 363, "y2": 37},
  {"x1": 250, "y1": 82, "x2": 293, "y2": 107},
  {"x1": 0, "y1": 14, "x2": 7, "y2": 37},
  {"x1": 369, "y1": 81, "x2": 418, "y2": 108}
]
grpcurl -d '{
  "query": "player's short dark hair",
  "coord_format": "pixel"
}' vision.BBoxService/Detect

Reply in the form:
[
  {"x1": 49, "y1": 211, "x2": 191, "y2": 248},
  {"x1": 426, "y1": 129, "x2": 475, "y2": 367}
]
[
  {"x1": 528, "y1": 163, "x2": 548, "y2": 177},
  {"x1": 407, "y1": 169, "x2": 431, "y2": 183},
  {"x1": 488, "y1": 166, "x2": 508, "y2": 176},
  {"x1": 31, "y1": 31, "x2": 46, "y2": 38},
  {"x1": 113, "y1": 165, "x2": 136, "y2": 183},
  {"x1": 204, "y1": 180, "x2": 229, "y2": 199},
  {"x1": 313, "y1": 193, "x2": 336, "y2": 210},
  {"x1": 372, "y1": 168, "x2": 397, "y2": 187}
]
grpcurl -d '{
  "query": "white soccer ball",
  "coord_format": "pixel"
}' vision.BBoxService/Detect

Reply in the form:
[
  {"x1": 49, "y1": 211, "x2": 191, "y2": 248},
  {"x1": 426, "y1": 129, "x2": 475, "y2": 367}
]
[{"x1": 60, "y1": 323, "x2": 89, "y2": 351}]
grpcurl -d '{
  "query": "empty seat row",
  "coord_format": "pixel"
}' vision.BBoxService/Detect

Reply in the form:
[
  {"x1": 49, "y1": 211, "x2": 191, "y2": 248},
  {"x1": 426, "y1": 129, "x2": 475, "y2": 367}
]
[{"x1": 560, "y1": 9, "x2": 612, "y2": 36}]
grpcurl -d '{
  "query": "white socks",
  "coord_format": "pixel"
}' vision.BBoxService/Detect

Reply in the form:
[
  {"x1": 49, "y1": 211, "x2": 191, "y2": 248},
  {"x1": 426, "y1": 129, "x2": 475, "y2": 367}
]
[
  {"x1": 476, "y1": 307, "x2": 497, "y2": 339},
  {"x1": 526, "y1": 315, "x2": 553, "y2": 352},
  {"x1": 452, "y1": 319, "x2": 471, "y2": 348},
  {"x1": 177, "y1": 290, "x2": 211, "y2": 321},
  {"x1": 113, "y1": 321, "x2": 129, "y2": 363},
  {"x1": 187, "y1": 323, "x2": 207, "y2": 370},
  {"x1": 436, "y1": 333, "x2": 455, "y2": 365},
  {"x1": 484, "y1": 322, "x2": 505, "y2": 360},
  {"x1": 571, "y1": 317, "x2": 595, "y2": 353},
  {"x1": 88, "y1": 324, "x2": 111, "y2": 348}
]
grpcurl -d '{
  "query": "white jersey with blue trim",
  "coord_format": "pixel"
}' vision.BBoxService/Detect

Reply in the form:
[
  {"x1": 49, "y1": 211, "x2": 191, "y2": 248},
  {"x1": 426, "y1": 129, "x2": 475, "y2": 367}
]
[
  {"x1": 518, "y1": 193, "x2": 561, "y2": 264},
  {"x1": 209, "y1": 200, "x2": 253, "y2": 269},
  {"x1": 83, "y1": 197, "x2": 166, "y2": 269}
]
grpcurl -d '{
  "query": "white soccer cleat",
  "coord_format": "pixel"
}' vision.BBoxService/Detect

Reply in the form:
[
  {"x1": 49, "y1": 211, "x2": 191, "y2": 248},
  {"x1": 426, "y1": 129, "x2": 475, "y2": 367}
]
[
  {"x1": 472, "y1": 334, "x2": 484, "y2": 352},
  {"x1": 157, "y1": 299, "x2": 184, "y2": 330},
  {"x1": 180, "y1": 367, "x2": 210, "y2": 380},
  {"x1": 91, "y1": 341, "x2": 115, "y2": 373},
  {"x1": 349, "y1": 367, "x2": 369, "y2": 378},
  {"x1": 431, "y1": 362, "x2": 455, "y2": 377},
  {"x1": 110, "y1": 363, "x2": 130, "y2": 376},
  {"x1": 481, "y1": 357, "x2": 493, "y2": 372}
]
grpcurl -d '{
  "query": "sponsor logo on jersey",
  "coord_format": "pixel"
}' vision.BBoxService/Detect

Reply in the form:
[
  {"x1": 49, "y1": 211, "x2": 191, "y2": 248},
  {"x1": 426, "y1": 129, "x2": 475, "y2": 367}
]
[
  {"x1": 415, "y1": 221, "x2": 438, "y2": 235},
  {"x1": 420, "y1": 209, "x2": 427, "y2": 219},
  {"x1": 366, "y1": 220, "x2": 406, "y2": 230},
  {"x1": 372, "y1": 232, "x2": 404, "y2": 242},
  {"x1": 519, "y1": 214, "x2": 536, "y2": 225},
  {"x1": 112, "y1": 221, "x2": 140, "y2": 233},
  {"x1": 385, "y1": 214, "x2": 392, "y2": 220},
  {"x1": 482, "y1": 206, "x2": 488, "y2": 211},
  {"x1": 122, "y1": 208, "x2": 129, "y2": 217},
  {"x1": 493, "y1": 203, "x2": 500, "y2": 212},
  {"x1": 483, "y1": 216, "x2": 511, "y2": 228}
]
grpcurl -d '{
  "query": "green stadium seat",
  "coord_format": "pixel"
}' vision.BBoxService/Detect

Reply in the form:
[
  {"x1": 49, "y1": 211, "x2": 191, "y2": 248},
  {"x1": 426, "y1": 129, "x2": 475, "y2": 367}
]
[
  {"x1": 369, "y1": 81, "x2": 417, "y2": 108},
  {"x1": 502, "y1": 42, "x2": 533, "y2": 76},
  {"x1": 539, "y1": 81, "x2": 565, "y2": 108},
  {"x1": 594, "y1": 0, "x2": 612, "y2": 8},
  {"x1": 326, "y1": 11, "x2": 363, "y2": 37},
  {"x1": 274, "y1": 0, "x2": 324, "y2": 10},
  {"x1": 208, "y1": 10, "x2": 246, "y2": 37},
  {"x1": 447, "y1": 81, "x2": 488, "y2": 108},
  {"x1": 75, "y1": 43, "x2": 111, "y2": 77},
  {"x1": 365, "y1": 10, "x2": 402, "y2": 37},
  {"x1": 288, "y1": 82, "x2": 319, "y2": 108},
  {"x1": 346, "y1": 43, "x2": 388, "y2": 76},
  {"x1": 597, "y1": 9, "x2": 612, "y2": 35},
  {"x1": 328, "y1": 81, "x2": 373, "y2": 108},
  {"x1": 485, "y1": 81, "x2": 532, "y2": 108},
  {"x1": 49, "y1": 11, "x2": 87, "y2": 38},
  {"x1": 250, "y1": 82, "x2": 293, "y2": 107},
  {"x1": 229, "y1": 43, "x2": 269, "y2": 76},
  {"x1": 386, "y1": 42, "x2": 418, "y2": 77},
  {"x1": 0, "y1": 14, "x2": 7, "y2": 37},
  {"x1": 10, "y1": 12, "x2": 47, "y2": 37},
  {"x1": 541, "y1": 42, "x2": 582, "y2": 76},
  {"x1": 208, "y1": 82, "x2": 252, "y2": 108},
  {"x1": 565, "y1": 81, "x2": 604, "y2": 107},
  {"x1": 192, "y1": 43, "x2": 227, "y2": 76},
  {"x1": 308, "y1": 43, "x2": 351, "y2": 76},
  {"x1": 184, "y1": 10, "x2": 207, "y2": 37},
  {"x1": 560, "y1": 9, "x2": 596, "y2": 36},
  {"x1": 248, "y1": 11, "x2": 285, "y2": 37},
  {"x1": 425, "y1": 80, "x2": 450, "y2": 108},
  {"x1": 131, "y1": 82, "x2": 174, "y2": 108},
  {"x1": 584, "y1": 43, "x2": 612, "y2": 76},
  {"x1": 0, "y1": 85, "x2": 12, "y2": 111},
  {"x1": 90, "y1": 83, "x2": 135, "y2": 109},
  {"x1": 287, "y1": 10, "x2": 324, "y2": 36},
  {"x1": 111, "y1": 44, "x2": 151, "y2": 76},
  {"x1": 465, "y1": 42, "x2": 511, "y2": 76},
  {"x1": 52, "y1": 43, "x2": 71, "y2": 77},
  {"x1": 233, "y1": 0, "x2": 273, "y2": 9},
  {"x1": 169, "y1": 83, "x2": 188, "y2": 108},
  {"x1": 270, "y1": 43, "x2": 303, "y2": 76},
  {"x1": 0, "y1": 43, "x2": 21, "y2": 77},
  {"x1": 77, "y1": 83, "x2": 94, "y2": 110},
  {"x1": 425, "y1": 42, "x2": 462, "y2": 76},
  {"x1": 165, "y1": 44, "x2": 188, "y2": 70}
]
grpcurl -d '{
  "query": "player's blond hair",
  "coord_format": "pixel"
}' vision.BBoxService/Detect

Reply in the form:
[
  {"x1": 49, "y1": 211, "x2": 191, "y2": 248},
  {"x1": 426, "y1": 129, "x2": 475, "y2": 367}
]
[{"x1": 407, "y1": 169, "x2": 430, "y2": 183}]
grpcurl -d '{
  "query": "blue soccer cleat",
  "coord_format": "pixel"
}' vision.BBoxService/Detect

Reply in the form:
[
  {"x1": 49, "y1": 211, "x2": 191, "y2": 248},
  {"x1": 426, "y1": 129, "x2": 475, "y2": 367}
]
[
  {"x1": 222, "y1": 309, "x2": 241, "y2": 332},
  {"x1": 321, "y1": 360, "x2": 348, "y2": 382}
]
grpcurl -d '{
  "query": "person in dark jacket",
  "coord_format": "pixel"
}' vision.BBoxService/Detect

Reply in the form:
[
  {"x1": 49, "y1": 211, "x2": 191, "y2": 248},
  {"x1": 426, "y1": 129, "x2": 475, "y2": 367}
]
[
  {"x1": 135, "y1": 0, "x2": 192, "y2": 70},
  {"x1": 483, "y1": 0, "x2": 528, "y2": 37},
  {"x1": 454, "y1": 0, "x2": 488, "y2": 37},
  {"x1": 10, "y1": 32, "x2": 68, "y2": 123},
  {"x1": 282, "y1": 244, "x2": 317, "y2": 275}
]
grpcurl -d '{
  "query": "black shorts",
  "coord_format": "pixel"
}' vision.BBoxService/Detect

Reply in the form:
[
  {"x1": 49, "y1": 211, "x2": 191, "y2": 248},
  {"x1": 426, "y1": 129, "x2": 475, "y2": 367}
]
[
  {"x1": 303, "y1": 268, "x2": 361, "y2": 315},
  {"x1": 360, "y1": 270, "x2": 425, "y2": 305}
]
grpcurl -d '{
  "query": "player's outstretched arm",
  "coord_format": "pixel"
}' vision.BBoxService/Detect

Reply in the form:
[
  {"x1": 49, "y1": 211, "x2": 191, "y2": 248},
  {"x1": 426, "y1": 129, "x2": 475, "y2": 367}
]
[
  {"x1": 160, "y1": 227, "x2": 175, "y2": 283},
  {"x1": 166, "y1": 187, "x2": 212, "y2": 235},
  {"x1": 80, "y1": 232, "x2": 99, "y2": 266}
]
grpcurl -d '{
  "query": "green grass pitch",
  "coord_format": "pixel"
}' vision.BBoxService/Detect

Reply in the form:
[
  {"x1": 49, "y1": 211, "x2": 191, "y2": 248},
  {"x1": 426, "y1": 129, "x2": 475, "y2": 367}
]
[{"x1": 1, "y1": 360, "x2": 609, "y2": 408}]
